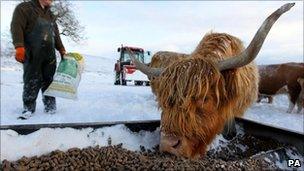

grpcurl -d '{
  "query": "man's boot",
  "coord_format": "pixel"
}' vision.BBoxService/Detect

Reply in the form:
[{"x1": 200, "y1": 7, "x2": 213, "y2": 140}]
[{"x1": 43, "y1": 95, "x2": 56, "y2": 114}]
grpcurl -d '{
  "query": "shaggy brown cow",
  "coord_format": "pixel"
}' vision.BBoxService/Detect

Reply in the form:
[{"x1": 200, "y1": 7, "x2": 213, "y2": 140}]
[
  {"x1": 297, "y1": 78, "x2": 304, "y2": 113},
  {"x1": 258, "y1": 63, "x2": 304, "y2": 113},
  {"x1": 129, "y1": 3, "x2": 294, "y2": 158}
]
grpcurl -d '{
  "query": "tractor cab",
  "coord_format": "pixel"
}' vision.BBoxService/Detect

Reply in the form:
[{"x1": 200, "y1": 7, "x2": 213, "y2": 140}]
[
  {"x1": 114, "y1": 45, "x2": 151, "y2": 86},
  {"x1": 119, "y1": 47, "x2": 145, "y2": 64}
]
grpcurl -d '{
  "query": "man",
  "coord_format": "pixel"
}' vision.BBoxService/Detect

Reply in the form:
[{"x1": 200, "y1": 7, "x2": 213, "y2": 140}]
[{"x1": 11, "y1": 0, "x2": 66, "y2": 119}]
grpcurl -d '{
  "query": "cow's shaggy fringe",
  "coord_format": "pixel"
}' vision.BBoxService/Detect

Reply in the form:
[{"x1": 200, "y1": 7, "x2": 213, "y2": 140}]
[{"x1": 158, "y1": 58, "x2": 225, "y2": 141}]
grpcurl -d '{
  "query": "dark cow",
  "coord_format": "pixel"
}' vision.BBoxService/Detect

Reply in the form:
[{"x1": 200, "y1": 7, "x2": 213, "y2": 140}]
[
  {"x1": 258, "y1": 63, "x2": 304, "y2": 113},
  {"x1": 130, "y1": 3, "x2": 294, "y2": 158}
]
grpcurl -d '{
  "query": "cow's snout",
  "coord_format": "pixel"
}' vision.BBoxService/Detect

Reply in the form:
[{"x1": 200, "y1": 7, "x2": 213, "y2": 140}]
[{"x1": 159, "y1": 132, "x2": 181, "y2": 154}]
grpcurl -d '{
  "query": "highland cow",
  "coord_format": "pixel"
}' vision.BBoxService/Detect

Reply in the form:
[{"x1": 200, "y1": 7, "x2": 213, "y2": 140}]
[
  {"x1": 129, "y1": 3, "x2": 295, "y2": 158},
  {"x1": 258, "y1": 63, "x2": 304, "y2": 113}
]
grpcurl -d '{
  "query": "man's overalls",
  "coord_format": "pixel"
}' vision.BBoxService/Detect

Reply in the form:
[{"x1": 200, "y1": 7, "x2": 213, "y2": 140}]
[{"x1": 23, "y1": 11, "x2": 57, "y2": 113}]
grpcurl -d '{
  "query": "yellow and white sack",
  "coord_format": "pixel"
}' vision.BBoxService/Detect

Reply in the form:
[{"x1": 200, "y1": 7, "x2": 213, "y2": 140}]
[{"x1": 44, "y1": 52, "x2": 84, "y2": 99}]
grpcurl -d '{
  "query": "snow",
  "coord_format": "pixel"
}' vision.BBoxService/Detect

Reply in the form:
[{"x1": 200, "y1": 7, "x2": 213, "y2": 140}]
[
  {"x1": 206, "y1": 134, "x2": 229, "y2": 152},
  {"x1": 1, "y1": 54, "x2": 303, "y2": 165},
  {"x1": 245, "y1": 95, "x2": 304, "y2": 134},
  {"x1": 125, "y1": 70, "x2": 149, "y2": 82}
]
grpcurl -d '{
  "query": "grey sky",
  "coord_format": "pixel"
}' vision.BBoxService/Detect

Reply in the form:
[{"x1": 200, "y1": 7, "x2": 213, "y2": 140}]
[{"x1": 1, "y1": 1, "x2": 303, "y2": 64}]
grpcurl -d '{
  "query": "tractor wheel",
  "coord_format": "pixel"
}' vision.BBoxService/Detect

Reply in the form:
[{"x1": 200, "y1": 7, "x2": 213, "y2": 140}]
[
  {"x1": 135, "y1": 81, "x2": 143, "y2": 86},
  {"x1": 114, "y1": 72, "x2": 121, "y2": 85},
  {"x1": 120, "y1": 73, "x2": 127, "y2": 85}
]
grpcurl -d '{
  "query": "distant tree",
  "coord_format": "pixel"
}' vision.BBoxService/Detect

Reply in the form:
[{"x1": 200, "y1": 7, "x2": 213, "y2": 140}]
[{"x1": 51, "y1": 0, "x2": 86, "y2": 43}]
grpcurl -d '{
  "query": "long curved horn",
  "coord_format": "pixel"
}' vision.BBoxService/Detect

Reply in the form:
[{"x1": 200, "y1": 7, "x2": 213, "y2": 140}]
[
  {"x1": 127, "y1": 48, "x2": 163, "y2": 77},
  {"x1": 218, "y1": 3, "x2": 295, "y2": 71}
]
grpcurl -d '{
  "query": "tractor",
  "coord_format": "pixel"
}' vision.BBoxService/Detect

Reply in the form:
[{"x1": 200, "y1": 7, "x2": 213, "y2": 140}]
[{"x1": 114, "y1": 45, "x2": 151, "y2": 86}]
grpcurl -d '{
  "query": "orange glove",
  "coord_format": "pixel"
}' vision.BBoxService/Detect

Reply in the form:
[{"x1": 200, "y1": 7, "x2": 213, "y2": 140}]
[{"x1": 15, "y1": 47, "x2": 26, "y2": 63}]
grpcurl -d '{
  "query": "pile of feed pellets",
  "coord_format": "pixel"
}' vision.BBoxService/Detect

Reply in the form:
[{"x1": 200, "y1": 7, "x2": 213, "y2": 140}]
[{"x1": 2, "y1": 132, "x2": 285, "y2": 171}]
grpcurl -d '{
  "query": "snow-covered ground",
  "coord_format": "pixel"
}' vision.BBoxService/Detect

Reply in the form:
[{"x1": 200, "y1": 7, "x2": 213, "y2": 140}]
[
  {"x1": 1, "y1": 55, "x2": 159, "y2": 124},
  {"x1": 246, "y1": 95, "x2": 304, "y2": 134},
  {"x1": 1, "y1": 55, "x2": 303, "y2": 165}
]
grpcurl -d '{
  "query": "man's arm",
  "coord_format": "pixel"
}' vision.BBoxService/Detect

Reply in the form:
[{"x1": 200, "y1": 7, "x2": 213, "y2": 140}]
[{"x1": 10, "y1": 4, "x2": 27, "y2": 48}]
